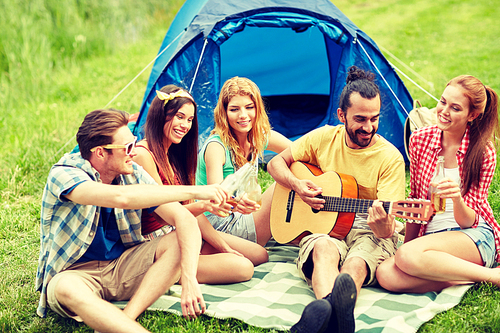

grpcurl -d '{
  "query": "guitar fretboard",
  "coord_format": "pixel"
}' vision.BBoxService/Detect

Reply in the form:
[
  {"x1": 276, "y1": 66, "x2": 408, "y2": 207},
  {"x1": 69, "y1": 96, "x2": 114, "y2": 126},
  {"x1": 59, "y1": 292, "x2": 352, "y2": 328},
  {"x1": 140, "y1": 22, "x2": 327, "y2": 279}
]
[{"x1": 318, "y1": 195, "x2": 391, "y2": 214}]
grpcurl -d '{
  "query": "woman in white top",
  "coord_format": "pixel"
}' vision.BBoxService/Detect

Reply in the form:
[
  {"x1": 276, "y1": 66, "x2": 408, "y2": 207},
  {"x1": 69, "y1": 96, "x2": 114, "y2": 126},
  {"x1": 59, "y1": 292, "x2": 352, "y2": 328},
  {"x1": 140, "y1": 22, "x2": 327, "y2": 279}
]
[{"x1": 376, "y1": 75, "x2": 500, "y2": 293}]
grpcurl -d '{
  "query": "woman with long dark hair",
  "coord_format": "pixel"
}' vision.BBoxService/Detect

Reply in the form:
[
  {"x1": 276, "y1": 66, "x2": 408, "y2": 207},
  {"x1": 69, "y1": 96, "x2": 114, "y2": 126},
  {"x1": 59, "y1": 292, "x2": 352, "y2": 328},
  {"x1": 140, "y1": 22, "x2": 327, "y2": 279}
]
[{"x1": 133, "y1": 84, "x2": 268, "y2": 285}]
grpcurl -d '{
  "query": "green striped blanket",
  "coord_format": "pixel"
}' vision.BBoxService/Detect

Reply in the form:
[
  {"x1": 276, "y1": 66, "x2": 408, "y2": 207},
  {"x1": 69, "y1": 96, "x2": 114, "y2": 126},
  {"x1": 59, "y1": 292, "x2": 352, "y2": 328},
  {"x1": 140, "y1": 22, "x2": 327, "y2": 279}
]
[{"x1": 115, "y1": 244, "x2": 470, "y2": 332}]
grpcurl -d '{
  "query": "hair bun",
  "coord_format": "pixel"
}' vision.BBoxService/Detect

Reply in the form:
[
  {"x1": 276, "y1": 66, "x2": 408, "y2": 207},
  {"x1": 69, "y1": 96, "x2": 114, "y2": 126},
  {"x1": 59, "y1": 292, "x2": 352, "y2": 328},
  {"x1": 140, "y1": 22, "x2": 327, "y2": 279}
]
[{"x1": 346, "y1": 65, "x2": 376, "y2": 84}]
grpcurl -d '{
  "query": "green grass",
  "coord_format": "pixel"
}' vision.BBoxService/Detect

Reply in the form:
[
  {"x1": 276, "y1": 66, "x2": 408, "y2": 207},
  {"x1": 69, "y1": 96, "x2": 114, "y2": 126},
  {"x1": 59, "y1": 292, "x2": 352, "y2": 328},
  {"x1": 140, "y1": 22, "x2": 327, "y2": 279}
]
[{"x1": 1, "y1": 0, "x2": 500, "y2": 332}]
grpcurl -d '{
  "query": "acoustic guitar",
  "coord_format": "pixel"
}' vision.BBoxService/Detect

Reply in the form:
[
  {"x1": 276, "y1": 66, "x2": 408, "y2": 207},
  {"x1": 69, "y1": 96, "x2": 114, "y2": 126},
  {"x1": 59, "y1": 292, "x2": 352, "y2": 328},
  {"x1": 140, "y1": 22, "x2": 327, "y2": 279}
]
[{"x1": 270, "y1": 162, "x2": 434, "y2": 245}]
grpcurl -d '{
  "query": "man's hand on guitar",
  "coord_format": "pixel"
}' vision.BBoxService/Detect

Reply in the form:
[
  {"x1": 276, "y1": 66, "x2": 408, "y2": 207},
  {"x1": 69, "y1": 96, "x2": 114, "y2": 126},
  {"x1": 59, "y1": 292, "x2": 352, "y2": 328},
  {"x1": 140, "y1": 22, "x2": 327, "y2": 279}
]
[
  {"x1": 294, "y1": 179, "x2": 325, "y2": 210},
  {"x1": 367, "y1": 200, "x2": 395, "y2": 238}
]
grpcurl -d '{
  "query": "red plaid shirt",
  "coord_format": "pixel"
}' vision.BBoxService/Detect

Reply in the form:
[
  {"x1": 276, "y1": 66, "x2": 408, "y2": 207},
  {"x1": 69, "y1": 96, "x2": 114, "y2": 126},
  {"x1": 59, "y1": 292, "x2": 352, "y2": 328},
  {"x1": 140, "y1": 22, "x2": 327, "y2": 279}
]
[{"x1": 409, "y1": 125, "x2": 500, "y2": 262}]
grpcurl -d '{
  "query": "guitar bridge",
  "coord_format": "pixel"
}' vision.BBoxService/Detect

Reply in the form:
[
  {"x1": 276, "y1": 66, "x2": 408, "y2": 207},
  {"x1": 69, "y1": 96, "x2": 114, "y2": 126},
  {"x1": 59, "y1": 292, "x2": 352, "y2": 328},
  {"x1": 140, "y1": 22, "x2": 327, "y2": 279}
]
[{"x1": 286, "y1": 190, "x2": 295, "y2": 222}]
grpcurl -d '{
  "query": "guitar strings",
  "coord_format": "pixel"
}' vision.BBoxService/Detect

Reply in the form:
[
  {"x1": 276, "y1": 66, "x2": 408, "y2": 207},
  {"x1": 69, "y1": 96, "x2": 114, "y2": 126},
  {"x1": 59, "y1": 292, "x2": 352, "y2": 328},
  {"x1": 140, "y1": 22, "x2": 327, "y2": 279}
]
[{"x1": 320, "y1": 196, "x2": 390, "y2": 213}]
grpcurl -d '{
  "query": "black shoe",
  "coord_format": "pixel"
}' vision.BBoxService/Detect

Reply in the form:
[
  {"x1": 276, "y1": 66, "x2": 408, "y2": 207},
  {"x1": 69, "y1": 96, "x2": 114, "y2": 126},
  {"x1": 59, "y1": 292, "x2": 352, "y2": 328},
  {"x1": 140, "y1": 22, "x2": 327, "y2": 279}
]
[
  {"x1": 329, "y1": 273, "x2": 357, "y2": 333},
  {"x1": 323, "y1": 292, "x2": 338, "y2": 332},
  {"x1": 290, "y1": 299, "x2": 332, "y2": 333}
]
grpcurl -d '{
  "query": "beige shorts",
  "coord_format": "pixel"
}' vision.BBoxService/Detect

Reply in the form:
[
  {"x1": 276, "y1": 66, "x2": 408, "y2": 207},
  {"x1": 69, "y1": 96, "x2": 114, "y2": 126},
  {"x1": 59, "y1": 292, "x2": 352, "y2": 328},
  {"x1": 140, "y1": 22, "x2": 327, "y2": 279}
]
[
  {"x1": 296, "y1": 229, "x2": 398, "y2": 287},
  {"x1": 47, "y1": 236, "x2": 162, "y2": 321}
]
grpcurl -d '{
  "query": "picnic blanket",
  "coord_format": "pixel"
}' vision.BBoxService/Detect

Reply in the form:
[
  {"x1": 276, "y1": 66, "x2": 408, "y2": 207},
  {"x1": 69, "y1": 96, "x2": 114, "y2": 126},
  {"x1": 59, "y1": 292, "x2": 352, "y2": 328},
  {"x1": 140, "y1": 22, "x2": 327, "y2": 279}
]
[{"x1": 114, "y1": 244, "x2": 471, "y2": 332}]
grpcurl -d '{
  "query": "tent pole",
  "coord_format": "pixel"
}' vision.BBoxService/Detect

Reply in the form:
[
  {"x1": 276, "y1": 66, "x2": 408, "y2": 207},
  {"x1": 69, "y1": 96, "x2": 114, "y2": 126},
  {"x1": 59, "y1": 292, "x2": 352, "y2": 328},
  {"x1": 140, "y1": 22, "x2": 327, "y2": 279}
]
[
  {"x1": 378, "y1": 44, "x2": 435, "y2": 93},
  {"x1": 389, "y1": 63, "x2": 440, "y2": 103},
  {"x1": 357, "y1": 39, "x2": 439, "y2": 130},
  {"x1": 189, "y1": 38, "x2": 209, "y2": 93},
  {"x1": 356, "y1": 39, "x2": 412, "y2": 117}
]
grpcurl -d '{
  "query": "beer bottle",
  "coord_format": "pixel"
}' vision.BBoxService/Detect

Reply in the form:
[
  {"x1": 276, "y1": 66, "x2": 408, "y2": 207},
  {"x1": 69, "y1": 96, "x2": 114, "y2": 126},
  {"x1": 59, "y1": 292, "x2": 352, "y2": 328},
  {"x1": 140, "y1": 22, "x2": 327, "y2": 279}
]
[
  {"x1": 245, "y1": 163, "x2": 262, "y2": 208},
  {"x1": 430, "y1": 156, "x2": 446, "y2": 214}
]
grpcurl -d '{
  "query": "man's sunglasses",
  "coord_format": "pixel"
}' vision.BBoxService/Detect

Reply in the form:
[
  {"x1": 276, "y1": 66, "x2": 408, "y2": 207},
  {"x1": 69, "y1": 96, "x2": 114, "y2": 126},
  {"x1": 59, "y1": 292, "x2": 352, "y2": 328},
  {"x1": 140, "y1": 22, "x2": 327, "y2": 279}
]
[{"x1": 90, "y1": 136, "x2": 137, "y2": 155}]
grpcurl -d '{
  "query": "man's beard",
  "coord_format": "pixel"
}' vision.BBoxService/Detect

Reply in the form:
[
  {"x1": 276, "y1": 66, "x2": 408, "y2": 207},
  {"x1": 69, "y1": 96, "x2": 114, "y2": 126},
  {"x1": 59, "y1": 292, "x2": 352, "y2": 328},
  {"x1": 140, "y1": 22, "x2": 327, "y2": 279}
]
[{"x1": 345, "y1": 120, "x2": 376, "y2": 148}]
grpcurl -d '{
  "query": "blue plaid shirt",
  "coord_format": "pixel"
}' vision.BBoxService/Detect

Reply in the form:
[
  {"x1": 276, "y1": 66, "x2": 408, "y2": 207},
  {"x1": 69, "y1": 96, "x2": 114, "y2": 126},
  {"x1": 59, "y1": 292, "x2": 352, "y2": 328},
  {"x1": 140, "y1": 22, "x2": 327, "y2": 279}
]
[{"x1": 36, "y1": 152, "x2": 157, "y2": 317}]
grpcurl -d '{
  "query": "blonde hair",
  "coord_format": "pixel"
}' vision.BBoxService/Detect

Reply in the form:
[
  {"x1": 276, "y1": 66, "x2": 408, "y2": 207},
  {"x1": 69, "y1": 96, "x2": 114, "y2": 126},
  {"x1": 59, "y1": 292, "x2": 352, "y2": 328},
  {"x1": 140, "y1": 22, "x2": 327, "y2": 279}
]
[{"x1": 212, "y1": 77, "x2": 271, "y2": 168}]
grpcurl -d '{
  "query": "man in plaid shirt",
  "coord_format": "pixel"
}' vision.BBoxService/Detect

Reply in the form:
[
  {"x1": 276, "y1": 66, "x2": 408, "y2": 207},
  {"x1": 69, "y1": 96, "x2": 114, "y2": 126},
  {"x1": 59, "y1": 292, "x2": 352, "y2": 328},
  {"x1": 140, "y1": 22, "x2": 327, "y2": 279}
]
[{"x1": 36, "y1": 109, "x2": 228, "y2": 332}]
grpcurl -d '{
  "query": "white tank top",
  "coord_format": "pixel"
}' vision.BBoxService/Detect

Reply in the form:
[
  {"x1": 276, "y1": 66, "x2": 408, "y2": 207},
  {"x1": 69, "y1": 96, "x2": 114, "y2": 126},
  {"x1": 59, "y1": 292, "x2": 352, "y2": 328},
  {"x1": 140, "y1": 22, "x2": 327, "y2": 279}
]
[{"x1": 425, "y1": 167, "x2": 484, "y2": 233}]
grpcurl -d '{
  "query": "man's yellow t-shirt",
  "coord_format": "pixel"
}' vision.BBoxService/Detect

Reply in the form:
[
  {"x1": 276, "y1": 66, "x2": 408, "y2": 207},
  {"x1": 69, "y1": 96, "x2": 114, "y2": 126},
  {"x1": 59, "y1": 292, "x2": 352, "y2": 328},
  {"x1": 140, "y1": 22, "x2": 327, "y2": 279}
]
[{"x1": 291, "y1": 125, "x2": 405, "y2": 202}]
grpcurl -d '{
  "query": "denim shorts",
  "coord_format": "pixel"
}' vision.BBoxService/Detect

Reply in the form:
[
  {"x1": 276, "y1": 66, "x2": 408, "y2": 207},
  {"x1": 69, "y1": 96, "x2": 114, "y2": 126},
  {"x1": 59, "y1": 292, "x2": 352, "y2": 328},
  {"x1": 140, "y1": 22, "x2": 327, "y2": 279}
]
[
  {"x1": 206, "y1": 212, "x2": 257, "y2": 243},
  {"x1": 459, "y1": 222, "x2": 496, "y2": 267},
  {"x1": 426, "y1": 223, "x2": 496, "y2": 267}
]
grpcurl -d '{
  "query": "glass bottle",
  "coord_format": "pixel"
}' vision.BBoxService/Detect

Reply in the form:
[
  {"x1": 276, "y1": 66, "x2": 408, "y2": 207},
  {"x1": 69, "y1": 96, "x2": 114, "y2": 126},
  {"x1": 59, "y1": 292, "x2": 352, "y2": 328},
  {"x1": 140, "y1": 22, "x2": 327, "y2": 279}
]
[
  {"x1": 430, "y1": 155, "x2": 446, "y2": 214},
  {"x1": 218, "y1": 173, "x2": 240, "y2": 217},
  {"x1": 218, "y1": 163, "x2": 262, "y2": 215},
  {"x1": 245, "y1": 164, "x2": 262, "y2": 208},
  {"x1": 218, "y1": 163, "x2": 253, "y2": 217}
]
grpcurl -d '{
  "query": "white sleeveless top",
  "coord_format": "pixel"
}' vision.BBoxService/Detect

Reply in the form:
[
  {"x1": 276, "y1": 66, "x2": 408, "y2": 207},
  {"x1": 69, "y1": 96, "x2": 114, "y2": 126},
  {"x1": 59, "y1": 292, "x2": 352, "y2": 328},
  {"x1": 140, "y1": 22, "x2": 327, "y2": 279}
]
[{"x1": 425, "y1": 167, "x2": 485, "y2": 233}]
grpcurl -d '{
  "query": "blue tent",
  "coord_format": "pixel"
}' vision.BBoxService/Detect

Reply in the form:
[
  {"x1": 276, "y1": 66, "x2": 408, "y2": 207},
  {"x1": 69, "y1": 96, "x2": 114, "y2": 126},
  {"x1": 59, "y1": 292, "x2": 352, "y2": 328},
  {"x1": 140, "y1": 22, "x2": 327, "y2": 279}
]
[{"x1": 133, "y1": 0, "x2": 413, "y2": 160}]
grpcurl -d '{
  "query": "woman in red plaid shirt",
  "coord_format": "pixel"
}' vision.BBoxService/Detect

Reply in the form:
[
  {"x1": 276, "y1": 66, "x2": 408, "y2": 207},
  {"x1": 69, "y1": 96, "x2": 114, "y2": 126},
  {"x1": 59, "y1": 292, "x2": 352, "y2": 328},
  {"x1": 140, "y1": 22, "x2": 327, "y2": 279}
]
[{"x1": 377, "y1": 75, "x2": 500, "y2": 292}]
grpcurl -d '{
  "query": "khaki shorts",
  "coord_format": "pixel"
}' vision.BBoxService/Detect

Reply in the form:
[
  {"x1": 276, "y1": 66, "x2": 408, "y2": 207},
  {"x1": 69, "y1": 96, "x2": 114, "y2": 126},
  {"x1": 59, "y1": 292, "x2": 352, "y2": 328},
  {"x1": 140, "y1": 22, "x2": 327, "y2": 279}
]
[
  {"x1": 296, "y1": 229, "x2": 398, "y2": 287},
  {"x1": 47, "y1": 236, "x2": 162, "y2": 321}
]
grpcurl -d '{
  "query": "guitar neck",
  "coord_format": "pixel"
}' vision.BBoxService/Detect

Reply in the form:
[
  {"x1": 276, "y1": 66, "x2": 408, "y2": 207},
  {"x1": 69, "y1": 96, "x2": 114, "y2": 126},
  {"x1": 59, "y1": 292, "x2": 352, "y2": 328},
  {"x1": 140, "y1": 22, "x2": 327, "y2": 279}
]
[{"x1": 320, "y1": 195, "x2": 391, "y2": 214}]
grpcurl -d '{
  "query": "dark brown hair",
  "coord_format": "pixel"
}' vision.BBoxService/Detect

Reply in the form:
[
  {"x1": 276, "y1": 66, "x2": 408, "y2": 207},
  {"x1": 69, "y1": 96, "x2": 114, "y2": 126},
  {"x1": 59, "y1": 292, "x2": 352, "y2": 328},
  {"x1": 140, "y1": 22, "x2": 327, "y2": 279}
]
[
  {"x1": 144, "y1": 85, "x2": 198, "y2": 186},
  {"x1": 339, "y1": 66, "x2": 380, "y2": 113},
  {"x1": 77, "y1": 109, "x2": 129, "y2": 160}
]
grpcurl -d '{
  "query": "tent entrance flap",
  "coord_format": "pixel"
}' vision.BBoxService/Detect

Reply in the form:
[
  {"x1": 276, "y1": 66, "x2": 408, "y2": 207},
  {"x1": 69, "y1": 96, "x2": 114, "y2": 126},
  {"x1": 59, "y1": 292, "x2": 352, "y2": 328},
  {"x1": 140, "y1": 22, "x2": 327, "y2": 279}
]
[
  {"x1": 220, "y1": 26, "x2": 330, "y2": 95},
  {"x1": 220, "y1": 25, "x2": 333, "y2": 139}
]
